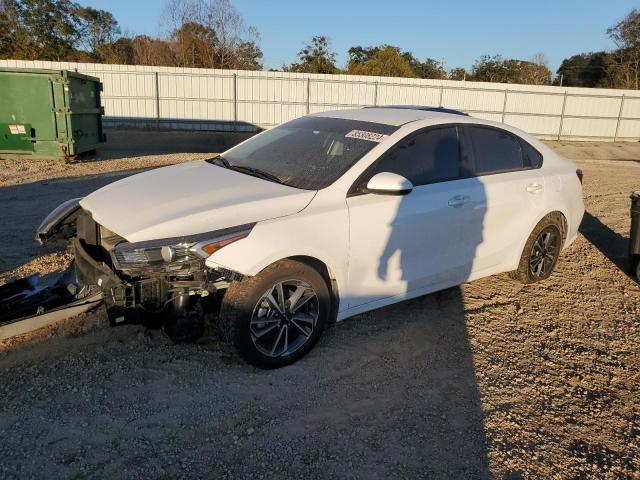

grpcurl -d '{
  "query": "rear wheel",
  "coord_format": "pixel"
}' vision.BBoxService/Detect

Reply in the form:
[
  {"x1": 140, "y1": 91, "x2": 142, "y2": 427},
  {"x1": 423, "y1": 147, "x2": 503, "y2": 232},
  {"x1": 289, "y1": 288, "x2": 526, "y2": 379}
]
[
  {"x1": 219, "y1": 259, "x2": 330, "y2": 368},
  {"x1": 512, "y1": 213, "x2": 565, "y2": 284}
]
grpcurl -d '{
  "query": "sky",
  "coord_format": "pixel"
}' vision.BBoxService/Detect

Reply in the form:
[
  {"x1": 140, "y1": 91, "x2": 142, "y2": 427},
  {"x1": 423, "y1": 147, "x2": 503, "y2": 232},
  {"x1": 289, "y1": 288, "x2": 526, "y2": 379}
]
[{"x1": 78, "y1": 0, "x2": 638, "y2": 72}]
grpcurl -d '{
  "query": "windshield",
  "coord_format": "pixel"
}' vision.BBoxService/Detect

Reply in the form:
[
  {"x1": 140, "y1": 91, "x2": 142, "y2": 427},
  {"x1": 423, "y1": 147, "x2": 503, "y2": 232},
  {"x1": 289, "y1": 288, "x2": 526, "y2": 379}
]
[{"x1": 215, "y1": 116, "x2": 398, "y2": 190}]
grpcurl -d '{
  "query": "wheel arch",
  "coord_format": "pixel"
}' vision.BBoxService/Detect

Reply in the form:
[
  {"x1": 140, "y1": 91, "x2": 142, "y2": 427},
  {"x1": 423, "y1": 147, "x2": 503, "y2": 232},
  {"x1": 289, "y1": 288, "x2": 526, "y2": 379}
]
[
  {"x1": 537, "y1": 209, "x2": 568, "y2": 244},
  {"x1": 218, "y1": 253, "x2": 343, "y2": 322},
  {"x1": 510, "y1": 208, "x2": 569, "y2": 271},
  {"x1": 288, "y1": 255, "x2": 340, "y2": 322}
]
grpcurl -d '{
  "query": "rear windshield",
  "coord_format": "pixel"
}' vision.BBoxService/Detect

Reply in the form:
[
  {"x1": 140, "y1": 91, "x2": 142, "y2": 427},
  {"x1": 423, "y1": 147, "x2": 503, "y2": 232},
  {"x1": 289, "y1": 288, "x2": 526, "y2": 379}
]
[{"x1": 218, "y1": 116, "x2": 398, "y2": 190}]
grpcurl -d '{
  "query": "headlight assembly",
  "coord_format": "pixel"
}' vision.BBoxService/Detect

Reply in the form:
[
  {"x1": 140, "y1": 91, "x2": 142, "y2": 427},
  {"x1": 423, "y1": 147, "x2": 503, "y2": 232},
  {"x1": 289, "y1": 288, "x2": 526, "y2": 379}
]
[
  {"x1": 35, "y1": 197, "x2": 83, "y2": 245},
  {"x1": 110, "y1": 223, "x2": 255, "y2": 274}
]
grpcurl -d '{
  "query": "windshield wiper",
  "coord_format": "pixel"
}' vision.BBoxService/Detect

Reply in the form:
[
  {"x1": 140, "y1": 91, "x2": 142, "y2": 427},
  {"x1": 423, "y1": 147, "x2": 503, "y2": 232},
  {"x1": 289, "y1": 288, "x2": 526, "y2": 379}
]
[
  {"x1": 228, "y1": 165, "x2": 285, "y2": 185},
  {"x1": 206, "y1": 156, "x2": 284, "y2": 185},
  {"x1": 206, "y1": 155, "x2": 230, "y2": 168}
]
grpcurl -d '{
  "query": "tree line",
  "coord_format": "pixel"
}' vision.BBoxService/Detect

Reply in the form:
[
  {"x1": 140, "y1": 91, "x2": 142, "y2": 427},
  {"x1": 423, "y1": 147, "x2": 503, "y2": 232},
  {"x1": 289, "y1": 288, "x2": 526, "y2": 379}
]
[
  {"x1": 557, "y1": 9, "x2": 640, "y2": 89},
  {"x1": 283, "y1": 37, "x2": 553, "y2": 85},
  {"x1": 0, "y1": 0, "x2": 263, "y2": 69},
  {"x1": 1, "y1": 0, "x2": 639, "y2": 89}
]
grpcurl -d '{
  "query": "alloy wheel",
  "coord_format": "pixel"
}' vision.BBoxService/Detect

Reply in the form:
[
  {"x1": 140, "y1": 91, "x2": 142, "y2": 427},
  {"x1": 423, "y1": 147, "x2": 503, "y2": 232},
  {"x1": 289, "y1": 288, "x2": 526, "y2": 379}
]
[
  {"x1": 250, "y1": 280, "x2": 319, "y2": 358},
  {"x1": 529, "y1": 227, "x2": 560, "y2": 278}
]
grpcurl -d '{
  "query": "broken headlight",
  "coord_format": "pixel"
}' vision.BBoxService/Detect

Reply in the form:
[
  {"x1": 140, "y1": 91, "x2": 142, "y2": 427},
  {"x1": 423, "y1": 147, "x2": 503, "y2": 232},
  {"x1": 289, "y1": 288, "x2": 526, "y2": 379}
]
[
  {"x1": 35, "y1": 197, "x2": 83, "y2": 245},
  {"x1": 110, "y1": 223, "x2": 254, "y2": 274}
]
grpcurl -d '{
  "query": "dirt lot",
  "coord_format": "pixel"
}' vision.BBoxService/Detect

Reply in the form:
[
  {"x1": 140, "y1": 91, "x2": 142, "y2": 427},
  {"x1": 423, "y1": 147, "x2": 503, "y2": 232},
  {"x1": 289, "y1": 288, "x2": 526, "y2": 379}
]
[{"x1": 0, "y1": 131, "x2": 639, "y2": 479}]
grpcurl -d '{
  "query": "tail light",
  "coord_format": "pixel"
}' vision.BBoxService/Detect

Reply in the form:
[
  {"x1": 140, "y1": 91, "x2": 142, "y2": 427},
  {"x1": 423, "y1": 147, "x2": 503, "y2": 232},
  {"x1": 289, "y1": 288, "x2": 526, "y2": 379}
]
[{"x1": 576, "y1": 169, "x2": 584, "y2": 184}]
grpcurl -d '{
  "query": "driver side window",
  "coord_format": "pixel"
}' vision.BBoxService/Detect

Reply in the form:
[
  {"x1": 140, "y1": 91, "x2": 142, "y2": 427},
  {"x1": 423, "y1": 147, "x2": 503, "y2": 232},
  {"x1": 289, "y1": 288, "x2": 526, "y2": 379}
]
[{"x1": 357, "y1": 126, "x2": 462, "y2": 192}]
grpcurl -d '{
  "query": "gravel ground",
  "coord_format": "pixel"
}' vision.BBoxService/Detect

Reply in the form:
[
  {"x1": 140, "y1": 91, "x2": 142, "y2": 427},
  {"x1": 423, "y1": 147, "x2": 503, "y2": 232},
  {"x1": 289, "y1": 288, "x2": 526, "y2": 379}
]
[{"x1": 0, "y1": 132, "x2": 639, "y2": 479}]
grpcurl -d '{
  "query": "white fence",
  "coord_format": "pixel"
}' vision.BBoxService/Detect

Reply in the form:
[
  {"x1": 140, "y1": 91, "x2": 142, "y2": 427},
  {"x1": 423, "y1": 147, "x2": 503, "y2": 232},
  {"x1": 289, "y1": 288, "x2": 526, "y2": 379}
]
[{"x1": 3, "y1": 59, "x2": 640, "y2": 141}]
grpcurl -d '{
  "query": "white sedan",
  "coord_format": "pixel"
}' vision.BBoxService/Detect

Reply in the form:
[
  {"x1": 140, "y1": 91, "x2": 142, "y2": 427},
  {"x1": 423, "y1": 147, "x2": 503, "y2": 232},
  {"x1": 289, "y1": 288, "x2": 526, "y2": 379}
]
[{"x1": 37, "y1": 107, "x2": 585, "y2": 368}]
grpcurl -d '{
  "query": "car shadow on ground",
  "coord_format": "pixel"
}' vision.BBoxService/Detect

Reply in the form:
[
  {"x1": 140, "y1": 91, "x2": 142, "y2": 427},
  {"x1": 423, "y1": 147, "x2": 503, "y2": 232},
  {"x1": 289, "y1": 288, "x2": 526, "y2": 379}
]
[
  {"x1": 306, "y1": 286, "x2": 492, "y2": 478},
  {"x1": 579, "y1": 211, "x2": 634, "y2": 280}
]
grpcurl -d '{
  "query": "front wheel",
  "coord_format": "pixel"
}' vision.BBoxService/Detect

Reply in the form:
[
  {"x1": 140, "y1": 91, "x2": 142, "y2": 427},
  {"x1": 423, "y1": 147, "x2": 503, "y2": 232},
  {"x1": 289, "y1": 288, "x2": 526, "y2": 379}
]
[
  {"x1": 512, "y1": 213, "x2": 565, "y2": 284},
  {"x1": 218, "y1": 259, "x2": 331, "y2": 368}
]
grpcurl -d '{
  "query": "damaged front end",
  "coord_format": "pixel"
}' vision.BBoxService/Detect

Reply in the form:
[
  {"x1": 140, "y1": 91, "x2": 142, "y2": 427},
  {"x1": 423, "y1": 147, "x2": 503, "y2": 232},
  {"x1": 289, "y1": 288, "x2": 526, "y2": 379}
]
[
  {"x1": 16, "y1": 198, "x2": 252, "y2": 341},
  {"x1": 73, "y1": 213, "x2": 251, "y2": 337}
]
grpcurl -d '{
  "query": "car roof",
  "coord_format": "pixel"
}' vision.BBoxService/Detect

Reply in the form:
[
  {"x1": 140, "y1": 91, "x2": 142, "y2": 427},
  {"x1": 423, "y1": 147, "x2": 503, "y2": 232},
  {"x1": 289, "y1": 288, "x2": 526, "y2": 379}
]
[
  {"x1": 311, "y1": 107, "x2": 468, "y2": 127},
  {"x1": 310, "y1": 106, "x2": 550, "y2": 154},
  {"x1": 365, "y1": 105, "x2": 469, "y2": 116}
]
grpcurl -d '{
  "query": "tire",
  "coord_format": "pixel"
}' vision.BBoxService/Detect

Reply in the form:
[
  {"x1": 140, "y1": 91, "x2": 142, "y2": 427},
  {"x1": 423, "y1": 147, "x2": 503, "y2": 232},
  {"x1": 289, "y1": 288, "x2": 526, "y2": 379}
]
[
  {"x1": 512, "y1": 212, "x2": 565, "y2": 284},
  {"x1": 218, "y1": 259, "x2": 331, "y2": 369},
  {"x1": 635, "y1": 256, "x2": 640, "y2": 281}
]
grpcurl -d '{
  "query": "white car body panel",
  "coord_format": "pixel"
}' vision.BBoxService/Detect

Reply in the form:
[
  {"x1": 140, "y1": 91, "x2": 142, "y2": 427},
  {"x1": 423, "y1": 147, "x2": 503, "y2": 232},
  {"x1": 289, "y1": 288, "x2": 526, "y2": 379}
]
[
  {"x1": 206, "y1": 186, "x2": 351, "y2": 303},
  {"x1": 207, "y1": 112, "x2": 584, "y2": 320},
  {"x1": 81, "y1": 108, "x2": 584, "y2": 322},
  {"x1": 79, "y1": 161, "x2": 316, "y2": 243},
  {"x1": 344, "y1": 177, "x2": 486, "y2": 309},
  {"x1": 471, "y1": 168, "x2": 547, "y2": 273}
]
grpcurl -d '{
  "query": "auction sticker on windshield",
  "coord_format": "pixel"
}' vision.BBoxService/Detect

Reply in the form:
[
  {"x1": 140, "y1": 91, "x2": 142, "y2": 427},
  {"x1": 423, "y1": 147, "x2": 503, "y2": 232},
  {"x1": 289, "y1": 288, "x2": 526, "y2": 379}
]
[{"x1": 345, "y1": 130, "x2": 388, "y2": 143}]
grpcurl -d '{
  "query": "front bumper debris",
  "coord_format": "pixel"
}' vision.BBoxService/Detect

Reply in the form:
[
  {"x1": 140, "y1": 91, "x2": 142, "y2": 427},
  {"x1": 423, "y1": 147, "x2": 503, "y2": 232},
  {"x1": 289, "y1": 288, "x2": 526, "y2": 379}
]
[
  {"x1": 0, "y1": 263, "x2": 103, "y2": 340},
  {"x1": 72, "y1": 236, "x2": 238, "y2": 339},
  {"x1": 72, "y1": 236, "x2": 136, "y2": 325},
  {"x1": 1, "y1": 208, "x2": 246, "y2": 341}
]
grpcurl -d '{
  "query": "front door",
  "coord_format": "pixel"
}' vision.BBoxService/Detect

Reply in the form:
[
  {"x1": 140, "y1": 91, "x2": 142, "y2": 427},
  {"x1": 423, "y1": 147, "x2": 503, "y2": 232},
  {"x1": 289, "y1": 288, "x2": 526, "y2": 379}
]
[{"x1": 344, "y1": 125, "x2": 486, "y2": 310}]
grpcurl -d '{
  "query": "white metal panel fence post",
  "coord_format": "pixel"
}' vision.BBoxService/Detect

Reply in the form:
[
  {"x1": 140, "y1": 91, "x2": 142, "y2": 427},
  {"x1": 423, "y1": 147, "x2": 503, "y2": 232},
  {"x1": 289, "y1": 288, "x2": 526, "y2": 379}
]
[
  {"x1": 438, "y1": 85, "x2": 444, "y2": 107},
  {"x1": 373, "y1": 81, "x2": 378, "y2": 106},
  {"x1": 154, "y1": 72, "x2": 160, "y2": 128},
  {"x1": 614, "y1": 94, "x2": 625, "y2": 142},
  {"x1": 501, "y1": 89, "x2": 509, "y2": 123},
  {"x1": 233, "y1": 73, "x2": 238, "y2": 131},
  {"x1": 306, "y1": 77, "x2": 311, "y2": 114},
  {"x1": 557, "y1": 91, "x2": 568, "y2": 141}
]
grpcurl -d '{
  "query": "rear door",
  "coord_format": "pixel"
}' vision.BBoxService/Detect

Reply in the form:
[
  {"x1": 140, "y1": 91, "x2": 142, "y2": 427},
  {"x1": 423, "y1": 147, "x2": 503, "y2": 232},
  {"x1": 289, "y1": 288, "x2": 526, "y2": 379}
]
[{"x1": 461, "y1": 125, "x2": 546, "y2": 274}]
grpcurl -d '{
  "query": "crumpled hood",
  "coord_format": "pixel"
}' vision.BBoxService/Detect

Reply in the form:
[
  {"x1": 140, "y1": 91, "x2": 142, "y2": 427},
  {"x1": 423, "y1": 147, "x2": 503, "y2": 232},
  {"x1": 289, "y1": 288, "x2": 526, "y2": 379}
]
[{"x1": 80, "y1": 161, "x2": 316, "y2": 242}]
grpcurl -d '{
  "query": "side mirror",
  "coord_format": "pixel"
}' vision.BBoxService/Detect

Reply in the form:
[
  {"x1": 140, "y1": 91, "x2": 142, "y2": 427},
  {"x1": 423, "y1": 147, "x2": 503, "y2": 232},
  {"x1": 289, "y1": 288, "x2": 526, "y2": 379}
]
[{"x1": 365, "y1": 172, "x2": 413, "y2": 196}]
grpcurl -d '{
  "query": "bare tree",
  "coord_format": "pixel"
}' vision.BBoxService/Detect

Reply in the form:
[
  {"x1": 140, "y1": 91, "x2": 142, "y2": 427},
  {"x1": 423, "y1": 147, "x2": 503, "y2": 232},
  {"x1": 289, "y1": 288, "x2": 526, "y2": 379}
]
[
  {"x1": 605, "y1": 9, "x2": 640, "y2": 89},
  {"x1": 161, "y1": 0, "x2": 203, "y2": 37},
  {"x1": 607, "y1": 9, "x2": 640, "y2": 49},
  {"x1": 160, "y1": 0, "x2": 261, "y2": 69},
  {"x1": 525, "y1": 53, "x2": 552, "y2": 85},
  {"x1": 131, "y1": 35, "x2": 174, "y2": 66},
  {"x1": 603, "y1": 48, "x2": 640, "y2": 89},
  {"x1": 205, "y1": 0, "x2": 243, "y2": 68},
  {"x1": 531, "y1": 52, "x2": 549, "y2": 68}
]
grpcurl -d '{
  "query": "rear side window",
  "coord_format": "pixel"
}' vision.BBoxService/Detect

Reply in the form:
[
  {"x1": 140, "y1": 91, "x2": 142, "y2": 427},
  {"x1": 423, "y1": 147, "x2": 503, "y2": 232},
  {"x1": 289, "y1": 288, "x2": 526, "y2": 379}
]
[
  {"x1": 521, "y1": 140, "x2": 543, "y2": 168},
  {"x1": 467, "y1": 126, "x2": 525, "y2": 174},
  {"x1": 364, "y1": 126, "x2": 462, "y2": 187}
]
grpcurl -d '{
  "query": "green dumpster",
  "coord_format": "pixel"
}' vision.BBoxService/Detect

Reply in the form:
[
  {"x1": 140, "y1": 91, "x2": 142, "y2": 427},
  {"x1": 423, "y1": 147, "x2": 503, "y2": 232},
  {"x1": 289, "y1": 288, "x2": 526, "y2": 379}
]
[{"x1": 0, "y1": 68, "x2": 106, "y2": 161}]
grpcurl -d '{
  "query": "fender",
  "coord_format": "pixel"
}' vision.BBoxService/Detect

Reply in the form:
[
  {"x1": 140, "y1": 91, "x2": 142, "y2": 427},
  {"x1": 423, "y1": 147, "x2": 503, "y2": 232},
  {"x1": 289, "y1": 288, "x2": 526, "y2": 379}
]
[{"x1": 207, "y1": 247, "x2": 345, "y2": 295}]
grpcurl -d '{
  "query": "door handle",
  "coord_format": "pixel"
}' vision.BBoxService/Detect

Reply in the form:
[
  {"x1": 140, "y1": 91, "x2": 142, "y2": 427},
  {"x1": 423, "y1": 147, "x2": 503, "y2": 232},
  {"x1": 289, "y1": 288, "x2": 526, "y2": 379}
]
[
  {"x1": 448, "y1": 195, "x2": 470, "y2": 208},
  {"x1": 526, "y1": 183, "x2": 543, "y2": 194}
]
